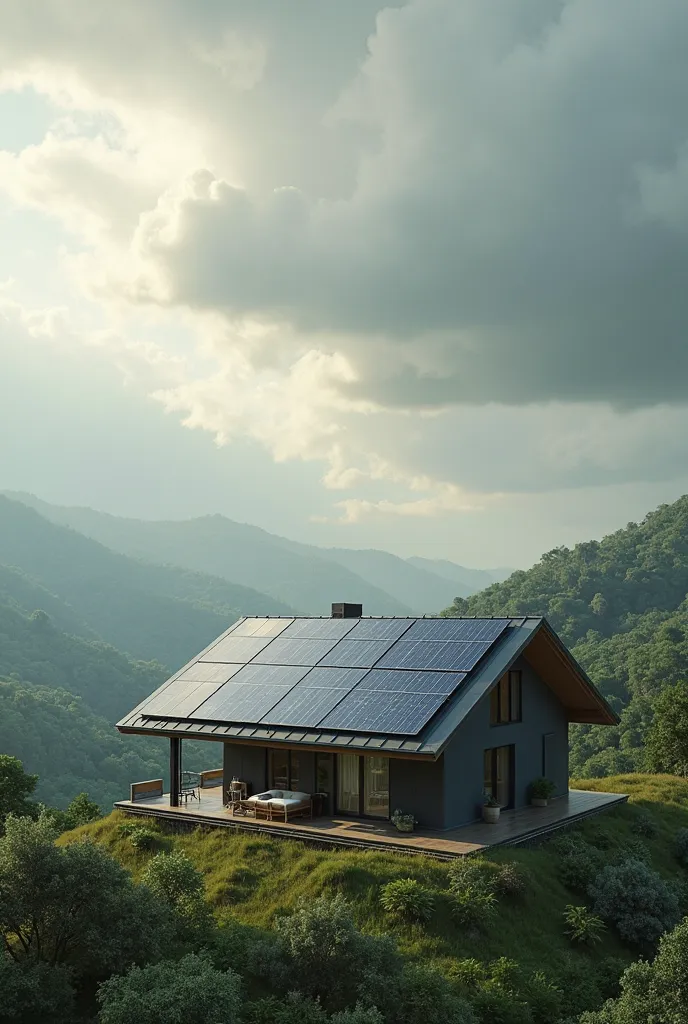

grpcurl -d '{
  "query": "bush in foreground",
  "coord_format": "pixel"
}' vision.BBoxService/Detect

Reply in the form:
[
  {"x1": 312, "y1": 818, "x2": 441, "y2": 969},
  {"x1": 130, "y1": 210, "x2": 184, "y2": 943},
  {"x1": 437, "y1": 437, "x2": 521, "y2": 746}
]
[
  {"x1": 379, "y1": 878, "x2": 435, "y2": 922},
  {"x1": 588, "y1": 859, "x2": 681, "y2": 948},
  {"x1": 579, "y1": 917, "x2": 688, "y2": 1024},
  {"x1": 675, "y1": 827, "x2": 688, "y2": 867},
  {"x1": 97, "y1": 953, "x2": 242, "y2": 1024}
]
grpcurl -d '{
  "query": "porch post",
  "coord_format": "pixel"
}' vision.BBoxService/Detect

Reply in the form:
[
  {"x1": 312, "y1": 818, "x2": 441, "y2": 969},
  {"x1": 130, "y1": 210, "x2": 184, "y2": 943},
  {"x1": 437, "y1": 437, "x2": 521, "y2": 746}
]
[{"x1": 170, "y1": 737, "x2": 181, "y2": 807}]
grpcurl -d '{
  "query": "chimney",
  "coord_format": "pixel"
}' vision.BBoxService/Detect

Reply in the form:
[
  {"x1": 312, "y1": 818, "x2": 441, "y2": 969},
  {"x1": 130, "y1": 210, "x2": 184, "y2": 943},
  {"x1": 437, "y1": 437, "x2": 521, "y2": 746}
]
[{"x1": 332, "y1": 602, "x2": 363, "y2": 618}]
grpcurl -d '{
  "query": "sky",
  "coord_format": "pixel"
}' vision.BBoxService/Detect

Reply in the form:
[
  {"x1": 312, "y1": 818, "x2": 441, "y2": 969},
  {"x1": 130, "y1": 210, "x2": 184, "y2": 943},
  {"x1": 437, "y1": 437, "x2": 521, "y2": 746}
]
[{"x1": 2, "y1": 0, "x2": 688, "y2": 570}]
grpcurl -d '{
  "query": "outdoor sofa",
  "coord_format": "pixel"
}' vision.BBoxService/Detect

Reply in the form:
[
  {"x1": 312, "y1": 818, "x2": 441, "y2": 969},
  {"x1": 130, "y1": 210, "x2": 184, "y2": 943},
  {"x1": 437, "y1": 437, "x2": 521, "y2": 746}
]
[{"x1": 232, "y1": 789, "x2": 313, "y2": 822}]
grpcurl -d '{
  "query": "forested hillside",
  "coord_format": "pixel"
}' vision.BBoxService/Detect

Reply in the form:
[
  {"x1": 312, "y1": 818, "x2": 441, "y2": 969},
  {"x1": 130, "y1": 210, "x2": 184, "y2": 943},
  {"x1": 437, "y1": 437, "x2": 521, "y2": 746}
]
[
  {"x1": 444, "y1": 497, "x2": 688, "y2": 778},
  {"x1": 0, "y1": 496, "x2": 292, "y2": 668},
  {"x1": 0, "y1": 600, "x2": 218, "y2": 807}
]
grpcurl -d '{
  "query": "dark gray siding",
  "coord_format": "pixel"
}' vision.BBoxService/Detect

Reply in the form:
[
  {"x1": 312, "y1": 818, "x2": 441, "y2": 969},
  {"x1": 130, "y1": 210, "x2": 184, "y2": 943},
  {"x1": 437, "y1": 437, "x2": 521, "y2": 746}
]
[
  {"x1": 390, "y1": 756, "x2": 445, "y2": 829},
  {"x1": 442, "y1": 656, "x2": 569, "y2": 828},
  {"x1": 223, "y1": 743, "x2": 267, "y2": 801}
]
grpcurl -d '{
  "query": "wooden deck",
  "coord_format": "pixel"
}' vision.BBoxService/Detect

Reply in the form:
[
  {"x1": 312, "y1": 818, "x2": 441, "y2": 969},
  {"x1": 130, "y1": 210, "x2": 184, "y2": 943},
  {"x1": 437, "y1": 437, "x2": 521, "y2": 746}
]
[{"x1": 114, "y1": 788, "x2": 627, "y2": 860}]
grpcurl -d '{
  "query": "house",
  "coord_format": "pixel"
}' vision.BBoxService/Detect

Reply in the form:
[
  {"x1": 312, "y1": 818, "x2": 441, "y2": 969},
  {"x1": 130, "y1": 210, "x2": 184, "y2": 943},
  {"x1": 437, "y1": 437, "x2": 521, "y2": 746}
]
[{"x1": 116, "y1": 604, "x2": 618, "y2": 831}]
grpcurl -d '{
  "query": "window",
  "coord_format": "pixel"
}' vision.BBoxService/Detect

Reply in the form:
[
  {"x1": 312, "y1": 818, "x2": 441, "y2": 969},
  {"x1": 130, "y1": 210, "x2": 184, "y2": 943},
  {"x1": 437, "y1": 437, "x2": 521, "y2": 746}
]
[
  {"x1": 490, "y1": 670, "x2": 522, "y2": 725},
  {"x1": 269, "y1": 750, "x2": 300, "y2": 790}
]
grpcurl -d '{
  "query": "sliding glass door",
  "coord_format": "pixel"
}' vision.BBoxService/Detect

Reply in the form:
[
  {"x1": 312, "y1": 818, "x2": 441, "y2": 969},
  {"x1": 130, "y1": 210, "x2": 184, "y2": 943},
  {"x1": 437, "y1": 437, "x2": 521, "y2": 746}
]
[
  {"x1": 363, "y1": 756, "x2": 389, "y2": 818},
  {"x1": 336, "y1": 754, "x2": 389, "y2": 818},
  {"x1": 337, "y1": 753, "x2": 360, "y2": 813}
]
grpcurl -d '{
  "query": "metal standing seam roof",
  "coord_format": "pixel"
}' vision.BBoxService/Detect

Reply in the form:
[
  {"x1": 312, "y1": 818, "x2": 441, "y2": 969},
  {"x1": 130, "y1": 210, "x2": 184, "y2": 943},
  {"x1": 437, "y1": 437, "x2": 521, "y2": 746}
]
[{"x1": 116, "y1": 615, "x2": 617, "y2": 756}]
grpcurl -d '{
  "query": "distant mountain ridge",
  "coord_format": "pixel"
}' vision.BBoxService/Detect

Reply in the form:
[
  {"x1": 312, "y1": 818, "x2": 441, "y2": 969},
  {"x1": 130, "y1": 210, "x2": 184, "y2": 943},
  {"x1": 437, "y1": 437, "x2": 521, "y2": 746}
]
[
  {"x1": 4, "y1": 491, "x2": 513, "y2": 615},
  {"x1": 0, "y1": 495, "x2": 293, "y2": 669}
]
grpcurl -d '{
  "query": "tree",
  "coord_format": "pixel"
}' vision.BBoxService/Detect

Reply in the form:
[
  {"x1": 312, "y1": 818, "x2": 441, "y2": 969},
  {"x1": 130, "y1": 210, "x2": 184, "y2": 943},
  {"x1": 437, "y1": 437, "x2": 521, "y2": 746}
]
[
  {"x1": 41, "y1": 792, "x2": 102, "y2": 833},
  {"x1": 0, "y1": 755, "x2": 37, "y2": 826},
  {"x1": 645, "y1": 681, "x2": 688, "y2": 776},
  {"x1": 140, "y1": 850, "x2": 213, "y2": 938},
  {"x1": 97, "y1": 953, "x2": 242, "y2": 1024},
  {"x1": 0, "y1": 957, "x2": 74, "y2": 1024},
  {"x1": 0, "y1": 814, "x2": 173, "y2": 978},
  {"x1": 269, "y1": 894, "x2": 399, "y2": 1011},
  {"x1": 579, "y1": 917, "x2": 688, "y2": 1023}
]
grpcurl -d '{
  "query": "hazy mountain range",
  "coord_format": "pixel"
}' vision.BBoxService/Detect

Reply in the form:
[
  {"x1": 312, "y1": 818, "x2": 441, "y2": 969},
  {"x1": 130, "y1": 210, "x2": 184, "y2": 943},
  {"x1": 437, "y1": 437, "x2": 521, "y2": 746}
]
[{"x1": 3, "y1": 492, "x2": 512, "y2": 616}]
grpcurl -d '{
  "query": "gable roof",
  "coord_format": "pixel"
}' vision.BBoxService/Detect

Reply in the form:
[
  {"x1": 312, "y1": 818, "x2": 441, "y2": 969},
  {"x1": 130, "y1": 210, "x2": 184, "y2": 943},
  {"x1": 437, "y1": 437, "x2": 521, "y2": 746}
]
[{"x1": 116, "y1": 614, "x2": 617, "y2": 758}]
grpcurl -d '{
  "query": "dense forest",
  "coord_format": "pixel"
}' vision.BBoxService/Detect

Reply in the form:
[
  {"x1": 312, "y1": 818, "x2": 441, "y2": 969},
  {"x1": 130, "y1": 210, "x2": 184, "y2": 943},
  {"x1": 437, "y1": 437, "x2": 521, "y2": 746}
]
[
  {"x1": 444, "y1": 496, "x2": 688, "y2": 778},
  {"x1": 2, "y1": 764, "x2": 688, "y2": 1023}
]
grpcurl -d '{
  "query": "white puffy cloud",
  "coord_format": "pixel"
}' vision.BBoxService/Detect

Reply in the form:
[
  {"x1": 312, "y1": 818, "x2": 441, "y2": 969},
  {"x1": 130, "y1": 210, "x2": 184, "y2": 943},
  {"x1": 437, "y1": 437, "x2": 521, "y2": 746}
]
[{"x1": 2, "y1": 0, "x2": 688, "y2": 524}]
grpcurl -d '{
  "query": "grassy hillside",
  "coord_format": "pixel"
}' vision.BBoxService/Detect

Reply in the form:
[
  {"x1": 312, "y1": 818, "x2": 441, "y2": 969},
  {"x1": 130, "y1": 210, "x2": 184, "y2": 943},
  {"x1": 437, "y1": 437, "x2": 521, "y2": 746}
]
[
  {"x1": 0, "y1": 495, "x2": 293, "y2": 668},
  {"x1": 65, "y1": 774, "x2": 688, "y2": 1018}
]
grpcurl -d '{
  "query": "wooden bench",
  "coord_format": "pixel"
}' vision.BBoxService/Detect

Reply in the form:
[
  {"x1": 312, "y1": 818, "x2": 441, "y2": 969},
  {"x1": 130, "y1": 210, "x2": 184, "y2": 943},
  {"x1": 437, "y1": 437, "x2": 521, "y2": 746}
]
[{"x1": 130, "y1": 779, "x2": 164, "y2": 802}]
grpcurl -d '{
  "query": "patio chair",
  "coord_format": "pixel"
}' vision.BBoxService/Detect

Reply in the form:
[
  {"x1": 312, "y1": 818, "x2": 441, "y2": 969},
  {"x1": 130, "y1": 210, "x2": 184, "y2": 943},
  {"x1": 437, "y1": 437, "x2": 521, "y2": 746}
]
[{"x1": 180, "y1": 770, "x2": 201, "y2": 803}]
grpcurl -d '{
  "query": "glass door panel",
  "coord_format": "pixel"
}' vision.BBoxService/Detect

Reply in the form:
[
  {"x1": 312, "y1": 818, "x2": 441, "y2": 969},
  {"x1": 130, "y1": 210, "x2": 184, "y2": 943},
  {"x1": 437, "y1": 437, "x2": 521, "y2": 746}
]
[
  {"x1": 269, "y1": 751, "x2": 289, "y2": 791},
  {"x1": 316, "y1": 754, "x2": 334, "y2": 815},
  {"x1": 495, "y1": 745, "x2": 511, "y2": 808},
  {"x1": 337, "y1": 753, "x2": 360, "y2": 813},
  {"x1": 363, "y1": 756, "x2": 389, "y2": 818}
]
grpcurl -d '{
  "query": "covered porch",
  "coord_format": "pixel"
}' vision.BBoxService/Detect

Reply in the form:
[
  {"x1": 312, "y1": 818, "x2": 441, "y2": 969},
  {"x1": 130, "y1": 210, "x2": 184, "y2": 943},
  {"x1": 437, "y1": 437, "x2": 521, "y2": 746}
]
[{"x1": 115, "y1": 767, "x2": 627, "y2": 860}]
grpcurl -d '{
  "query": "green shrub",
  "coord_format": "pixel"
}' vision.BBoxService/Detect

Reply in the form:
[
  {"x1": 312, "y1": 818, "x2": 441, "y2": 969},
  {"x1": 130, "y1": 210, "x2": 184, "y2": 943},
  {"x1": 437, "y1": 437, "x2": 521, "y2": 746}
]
[
  {"x1": 379, "y1": 878, "x2": 435, "y2": 922},
  {"x1": 631, "y1": 810, "x2": 658, "y2": 838},
  {"x1": 563, "y1": 904, "x2": 606, "y2": 945},
  {"x1": 675, "y1": 827, "x2": 688, "y2": 867},
  {"x1": 588, "y1": 859, "x2": 681, "y2": 948},
  {"x1": 382, "y1": 964, "x2": 476, "y2": 1024},
  {"x1": 97, "y1": 953, "x2": 241, "y2": 1024},
  {"x1": 554, "y1": 835, "x2": 605, "y2": 891},
  {"x1": 522, "y1": 970, "x2": 564, "y2": 1024},
  {"x1": 494, "y1": 863, "x2": 528, "y2": 899},
  {"x1": 243, "y1": 993, "x2": 328, "y2": 1024},
  {"x1": 269, "y1": 894, "x2": 399, "y2": 1011},
  {"x1": 528, "y1": 777, "x2": 557, "y2": 801},
  {"x1": 448, "y1": 856, "x2": 500, "y2": 896},
  {"x1": 141, "y1": 850, "x2": 212, "y2": 938},
  {"x1": 615, "y1": 837, "x2": 651, "y2": 864},
  {"x1": 450, "y1": 886, "x2": 498, "y2": 929},
  {"x1": 128, "y1": 827, "x2": 159, "y2": 851}
]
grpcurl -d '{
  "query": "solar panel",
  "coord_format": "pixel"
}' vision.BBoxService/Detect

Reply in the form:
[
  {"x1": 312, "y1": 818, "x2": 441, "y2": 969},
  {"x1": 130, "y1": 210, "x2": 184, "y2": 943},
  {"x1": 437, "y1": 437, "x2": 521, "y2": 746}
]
[
  {"x1": 402, "y1": 618, "x2": 510, "y2": 643},
  {"x1": 252, "y1": 637, "x2": 339, "y2": 666},
  {"x1": 320, "y1": 688, "x2": 448, "y2": 735},
  {"x1": 344, "y1": 619, "x2": 415, "y2": 640},
  {"x1": 359, "y1": 669, "x2": 465, "y2": 695},
  {"x1": 376, "y1": 639, "x2": 493, "y2": 672},
  {"x1": 230, "y1": 617, "x2": 294, "y2": 638},
  {"x1": 318, "y1": 638, "x2": 395, "y2": 669},
  {"x1": 261, "y1": 686, "x2": 350, "y2": 728},
  {"x1": 176, "y1": 662, "x2": 243, "y2": 684},
  {"x1": 280, "y1": 618, "x2": 358, "y2": 640},
  {"x1": 298, "y1": 667, "x2": 368, "y2": 689},
  {"x1": 200, "y1": 634, "x2": 274, "y2": 663},
  {"x1": 142, "y1": 679, "x2": 226, "y2": 718},
  {"x1": 230, "y1": 664, "x2": 311, "y2": 686},
  {"x1": 190, "y1": 682, "x2": 291, "y2": 723}
]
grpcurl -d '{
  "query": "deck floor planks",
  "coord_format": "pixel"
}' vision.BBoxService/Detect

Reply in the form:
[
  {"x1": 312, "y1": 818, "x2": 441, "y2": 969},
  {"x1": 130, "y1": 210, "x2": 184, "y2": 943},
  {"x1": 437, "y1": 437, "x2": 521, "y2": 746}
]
[{"x1": 115, "y1": 788, "x2": 626, "y2": 859}]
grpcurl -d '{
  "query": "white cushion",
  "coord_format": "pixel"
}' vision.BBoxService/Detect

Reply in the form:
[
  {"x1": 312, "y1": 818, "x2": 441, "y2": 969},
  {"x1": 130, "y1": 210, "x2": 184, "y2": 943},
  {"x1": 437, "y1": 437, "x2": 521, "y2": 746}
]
[
  {"x1": 270, "y1": 797, "x2": 308, "y2": 810},
  {"x1": 282, "y1": 791, "x2": 309, "y2": 801}
]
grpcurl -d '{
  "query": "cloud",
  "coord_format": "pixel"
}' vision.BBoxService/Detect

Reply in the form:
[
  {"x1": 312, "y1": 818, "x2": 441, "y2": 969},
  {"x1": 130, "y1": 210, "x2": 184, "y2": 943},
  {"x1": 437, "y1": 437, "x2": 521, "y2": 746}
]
[{"x1": 2, "y1": 0, "x2": 688, "y2": 520}]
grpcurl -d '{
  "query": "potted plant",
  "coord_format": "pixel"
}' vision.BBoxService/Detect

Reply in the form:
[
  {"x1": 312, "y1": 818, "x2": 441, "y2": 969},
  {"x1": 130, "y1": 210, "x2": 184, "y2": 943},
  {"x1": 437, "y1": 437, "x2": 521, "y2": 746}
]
[
  {"x1": 529, "y1": 777, "x2": 556, "y2": 807},
  {"x1": 482, "y1": 792, "x2": 501, "y2": 824},
  {"x1": 391, "y1": 809, "x2": 417, "y2": 833}
]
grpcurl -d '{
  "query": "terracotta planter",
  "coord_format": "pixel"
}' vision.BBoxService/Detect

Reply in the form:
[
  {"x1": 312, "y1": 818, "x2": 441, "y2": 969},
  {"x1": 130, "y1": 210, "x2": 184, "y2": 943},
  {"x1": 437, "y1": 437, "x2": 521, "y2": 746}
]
[
  {"x1": 394, "y1": 821, "x2": 415, "y2": 833},
  {"x1": 531, "y1": 797, "x2": 549, "y2": 808},
  {"x1": 482, "y1": 806, "x2": 500, "y2": 824}
]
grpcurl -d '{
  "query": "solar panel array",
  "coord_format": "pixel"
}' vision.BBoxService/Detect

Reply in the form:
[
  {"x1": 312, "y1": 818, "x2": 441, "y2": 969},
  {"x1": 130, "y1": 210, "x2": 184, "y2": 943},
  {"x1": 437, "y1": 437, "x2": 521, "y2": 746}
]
[{"x1": 140, "y1": 616, "x2": 511, "y2": 737}]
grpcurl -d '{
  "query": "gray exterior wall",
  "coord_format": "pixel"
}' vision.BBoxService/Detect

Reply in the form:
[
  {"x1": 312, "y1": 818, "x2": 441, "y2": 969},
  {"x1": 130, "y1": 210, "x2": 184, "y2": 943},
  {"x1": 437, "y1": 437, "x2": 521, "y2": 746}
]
[
  {"x1": 443, "y1": 655, "x2": 569, "y2": 828},
  {"x1": 390, "y1": 756, "x2": 445, "y2": 830},
  {"x1": 222, "y1": 743, "x2": 267, "y2": 802}
]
